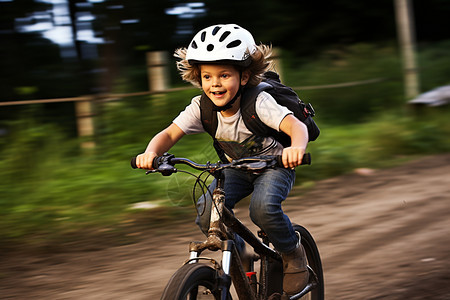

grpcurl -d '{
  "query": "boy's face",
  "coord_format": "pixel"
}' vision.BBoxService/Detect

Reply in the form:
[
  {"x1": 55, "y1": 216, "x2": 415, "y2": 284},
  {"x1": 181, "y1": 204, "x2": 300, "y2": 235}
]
[{"x1": 200, "y1": 64, "x2": 249, "y2": 108}]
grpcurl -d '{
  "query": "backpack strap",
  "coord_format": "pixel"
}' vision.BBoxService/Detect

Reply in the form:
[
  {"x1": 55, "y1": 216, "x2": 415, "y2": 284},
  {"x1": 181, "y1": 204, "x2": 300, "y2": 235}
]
[
  {"x1": 240, "y1": 82, "x2": 279, "y2": 139},
  {"x1": 199, "y1": 92, "x2": 229, "y2": 162},
  {"x1": 201, "y1": 82, "x2": 273, "y2": 138},
  {"x1": 199, "y1": 77, "x2": 305, "y2": 161},
  {"x1": 199, "y1": 92, "x2": 218, "y2": 138}
]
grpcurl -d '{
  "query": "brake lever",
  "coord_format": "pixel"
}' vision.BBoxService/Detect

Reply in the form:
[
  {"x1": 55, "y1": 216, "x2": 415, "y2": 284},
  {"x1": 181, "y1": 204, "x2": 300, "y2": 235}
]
[
  {"x1": 157, "y1": 163, "x2": 177, "y2": 176},
  {"x1": 145, "y1": 166, "x2": 177, "y2": 176}
]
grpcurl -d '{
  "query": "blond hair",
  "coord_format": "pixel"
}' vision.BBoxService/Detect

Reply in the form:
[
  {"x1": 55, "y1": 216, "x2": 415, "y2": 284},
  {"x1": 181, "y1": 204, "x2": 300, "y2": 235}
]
[{"x1": 174, "y1": 44, "x2": 274, "y2": 88}]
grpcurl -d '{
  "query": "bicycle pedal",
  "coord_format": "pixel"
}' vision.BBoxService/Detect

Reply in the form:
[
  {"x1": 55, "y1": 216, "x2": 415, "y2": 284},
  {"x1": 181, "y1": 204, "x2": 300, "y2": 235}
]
[
  {"x1": 281, "y1": 294, "x2": 290, "y2": 300},
  {"x1": 268, "y1": 293, "x2": 290, "y2": 300},
  {"x1": 267, "y1": 293, "x2": 282, "y2": 300}
]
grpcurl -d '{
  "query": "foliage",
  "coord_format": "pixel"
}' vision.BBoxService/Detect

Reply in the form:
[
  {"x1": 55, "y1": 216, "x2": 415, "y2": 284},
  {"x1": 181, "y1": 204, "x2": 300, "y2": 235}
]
[
  {"x1": 2, "y1": 0, "x2": 450, "y2": 102},
  {"x1": 418, "y1": 40, "x2": 450, "y2": 90},
  {"x1": 299, "y1": 109, "x2": 450, "y2": 182},
  {"x1": 283, "y1": 43, "x2": 404, "y2": 124},
  {"x1": 1, "y1": 106, "x2": 449, "y2": 250},
  {"x1": 197, "y1": 0, "x2": 398, "y2": 57},
  {"x1": 1, "y1": 41, "x2": 450, "y2": 250}
]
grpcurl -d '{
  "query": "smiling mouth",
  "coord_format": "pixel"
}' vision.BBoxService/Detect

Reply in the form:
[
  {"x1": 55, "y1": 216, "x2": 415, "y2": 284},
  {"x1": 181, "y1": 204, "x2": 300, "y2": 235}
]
[{"x1": 211, "y1": 91, "x2": 226, "y2": 96}]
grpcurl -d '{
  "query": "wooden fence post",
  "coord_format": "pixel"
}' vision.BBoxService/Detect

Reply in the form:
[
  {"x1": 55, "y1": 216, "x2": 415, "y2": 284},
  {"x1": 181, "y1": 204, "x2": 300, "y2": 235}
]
[
  {"x1": 75, "y1": 97, "x2": 96, "y2": 149},
  {"x1": 146, "y1": 51, "x2": 169, "y2": 92},
  {"x1": 394, "y1": 0, "x2": 420, "y2": 99}
]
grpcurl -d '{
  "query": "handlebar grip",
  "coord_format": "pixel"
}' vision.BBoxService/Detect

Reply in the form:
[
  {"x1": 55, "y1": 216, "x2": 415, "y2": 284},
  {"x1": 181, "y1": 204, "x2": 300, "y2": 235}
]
[
  {"x1": 130, "y1": 155, "x2": 168, "y2": 169},
  {"x1": 302, "y1": 152, "x2": 312, "y2": 165},
  {"x1": 276, "y1": 153, "x2": 311, "y2": 167},
  {"x1": 131, "y1": 157, "x2": 138, "y2": 169}
]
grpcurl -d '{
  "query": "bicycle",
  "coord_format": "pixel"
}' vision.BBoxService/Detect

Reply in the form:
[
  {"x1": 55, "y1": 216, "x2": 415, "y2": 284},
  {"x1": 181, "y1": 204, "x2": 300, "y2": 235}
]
[{"x1": 131, "y1": 153, "x2": 324, "y2": 300}]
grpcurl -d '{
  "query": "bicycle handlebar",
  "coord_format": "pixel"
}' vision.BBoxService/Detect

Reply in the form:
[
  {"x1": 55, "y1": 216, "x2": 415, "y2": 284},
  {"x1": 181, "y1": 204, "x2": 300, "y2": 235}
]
[{"x1": 131, "y1": 153, "x2": 311, "y2": 176}]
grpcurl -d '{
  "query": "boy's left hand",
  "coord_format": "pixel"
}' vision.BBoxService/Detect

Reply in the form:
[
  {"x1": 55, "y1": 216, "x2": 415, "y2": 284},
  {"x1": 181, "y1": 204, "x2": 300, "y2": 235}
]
[{"x1": 282, "y1": 147, "x2": 305, "y2": 169}]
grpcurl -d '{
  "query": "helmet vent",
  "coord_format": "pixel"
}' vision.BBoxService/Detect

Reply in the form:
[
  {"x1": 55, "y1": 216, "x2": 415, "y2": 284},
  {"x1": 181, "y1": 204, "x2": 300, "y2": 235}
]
[
  {"x1": 191, "y1": 41, "x2": 198, "y2": 49},
  {"x1": 207, "y1": 44, "x2": 214, "y2": 51},
  {"x1": 201, "y1": 31, "x2": 207, "y2": 42},
  {"x1": 212, "y1": 26, "x2": 221, "y2": 35},
  {"x1": 226, "y1": 40, "x2": 241, "y2": 49},
  {"x1": 219, "y1": 31, "x2": 231, "y2": 42}
]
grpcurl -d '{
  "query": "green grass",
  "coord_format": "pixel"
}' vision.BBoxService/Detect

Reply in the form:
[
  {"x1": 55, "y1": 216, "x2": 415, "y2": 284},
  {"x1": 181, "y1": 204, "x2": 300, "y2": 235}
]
[
  {"x1": 1, "y1": 109, "x2": 448, "y2": 250},
  {"x1": 1, "y1": 41, "x2": 450, "y2": 250}
]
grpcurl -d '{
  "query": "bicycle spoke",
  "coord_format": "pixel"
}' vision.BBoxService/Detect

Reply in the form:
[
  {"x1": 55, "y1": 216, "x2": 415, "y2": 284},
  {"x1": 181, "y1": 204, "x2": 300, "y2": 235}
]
[{"x1": 188, "y1": 285, "x2": 217, "y2": 299}]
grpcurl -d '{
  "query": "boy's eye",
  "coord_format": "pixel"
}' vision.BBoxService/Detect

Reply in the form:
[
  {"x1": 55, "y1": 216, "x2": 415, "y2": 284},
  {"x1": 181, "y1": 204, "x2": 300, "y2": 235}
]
[
  {"x1": 203, "y1": 74, "x2": 210, "y2": 80},
  {"x1": 221, "y1": 74, "x2": 230, "y2": 78}
]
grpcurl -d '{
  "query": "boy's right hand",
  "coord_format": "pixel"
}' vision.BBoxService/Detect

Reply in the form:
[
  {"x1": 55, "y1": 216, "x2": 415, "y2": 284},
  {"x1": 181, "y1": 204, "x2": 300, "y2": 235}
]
[{"x1": 135, "y1": 152, "x2": 158, "y2": 170}]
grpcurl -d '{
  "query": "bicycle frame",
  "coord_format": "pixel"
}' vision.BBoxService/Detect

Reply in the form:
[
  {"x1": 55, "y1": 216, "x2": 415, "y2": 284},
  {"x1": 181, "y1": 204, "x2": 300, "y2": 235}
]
[
  {"x1": 131, "y1": 153, "x2": 319, "y2": 299},
  {"x1": 185, "y1": 169, "x2": 286, "y2": 300}
]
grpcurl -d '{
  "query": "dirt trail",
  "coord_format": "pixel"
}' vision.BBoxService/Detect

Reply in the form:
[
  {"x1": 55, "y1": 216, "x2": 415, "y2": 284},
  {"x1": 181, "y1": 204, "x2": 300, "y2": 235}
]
[{"x1": 1, "y1": 154, "x2": 450, "y2": 299}]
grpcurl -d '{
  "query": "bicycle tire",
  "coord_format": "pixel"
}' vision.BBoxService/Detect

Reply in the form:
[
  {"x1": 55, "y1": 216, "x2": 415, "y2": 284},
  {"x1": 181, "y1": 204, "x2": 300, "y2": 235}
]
[
  {"x1": 293, "y1": 224, "x2": 325, "y2": 300},
  {"x1": 160, "y1": 263, "x2": 227, "y2": 300}
]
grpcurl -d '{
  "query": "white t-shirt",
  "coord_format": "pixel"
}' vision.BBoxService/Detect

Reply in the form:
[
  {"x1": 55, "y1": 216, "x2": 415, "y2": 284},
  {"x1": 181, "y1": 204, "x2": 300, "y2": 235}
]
[{"x1": 173, "y1": 91, "x2": 292, "y2": 160}]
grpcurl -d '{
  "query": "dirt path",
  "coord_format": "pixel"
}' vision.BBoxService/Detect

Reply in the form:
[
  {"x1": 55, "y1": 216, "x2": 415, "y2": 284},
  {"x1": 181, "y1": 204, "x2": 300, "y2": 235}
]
[{"x1": 1, "y1": 154, "x2": 450, "y2": 299}]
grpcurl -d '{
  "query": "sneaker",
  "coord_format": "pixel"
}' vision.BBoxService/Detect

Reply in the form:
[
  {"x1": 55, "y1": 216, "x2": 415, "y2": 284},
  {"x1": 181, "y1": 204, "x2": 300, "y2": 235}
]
[{"x1": 281, "y1": 233, "x2": 309, "y2": 295}]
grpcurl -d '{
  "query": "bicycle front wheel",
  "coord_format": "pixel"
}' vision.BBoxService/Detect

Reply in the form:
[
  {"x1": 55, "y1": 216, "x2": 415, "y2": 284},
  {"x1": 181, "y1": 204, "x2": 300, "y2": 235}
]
[
  {"x1": 293, "y1": 224, "x2": 325, "y2": 300},
  {"x1": 160, "y1": 263, "x2": 225, "y2": 300}
]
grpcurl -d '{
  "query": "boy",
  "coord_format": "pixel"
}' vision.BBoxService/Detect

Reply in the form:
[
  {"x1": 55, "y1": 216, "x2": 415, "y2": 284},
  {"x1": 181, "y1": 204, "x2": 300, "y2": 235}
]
[{"x1": 135, "y1": 24, "x2": 309, "y2": 295}]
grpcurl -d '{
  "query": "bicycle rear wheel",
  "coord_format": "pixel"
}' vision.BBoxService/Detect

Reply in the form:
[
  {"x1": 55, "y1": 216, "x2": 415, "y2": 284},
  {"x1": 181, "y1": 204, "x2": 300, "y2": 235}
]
[
  {"x1": 160, "y1": 263, "x2": 225, "y2": 300},
  {"x1": 293, "y1": 224, "x2": 324, "y2": 300}
]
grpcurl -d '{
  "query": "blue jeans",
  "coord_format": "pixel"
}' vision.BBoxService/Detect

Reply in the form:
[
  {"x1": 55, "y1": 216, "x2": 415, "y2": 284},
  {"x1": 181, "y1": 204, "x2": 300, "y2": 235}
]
[{"x1": 195, "y1": 167, "x2": 298, "y2": 253}]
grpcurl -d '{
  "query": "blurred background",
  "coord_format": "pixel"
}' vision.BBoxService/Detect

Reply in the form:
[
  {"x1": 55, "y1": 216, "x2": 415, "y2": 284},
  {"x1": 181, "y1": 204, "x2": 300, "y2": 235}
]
[{"x1": 1, "y1": 0, "x2": 449, "y2": 249}]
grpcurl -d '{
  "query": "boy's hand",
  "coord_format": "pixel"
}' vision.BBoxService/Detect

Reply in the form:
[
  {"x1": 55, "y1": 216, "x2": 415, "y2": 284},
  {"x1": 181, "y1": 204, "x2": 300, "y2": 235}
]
[
  {"x1": 135, "y1": 152, "x2": 158, "y2": 170},
  {"x1": 282, "y1": 147, "x2": 305, "y2": 169}
]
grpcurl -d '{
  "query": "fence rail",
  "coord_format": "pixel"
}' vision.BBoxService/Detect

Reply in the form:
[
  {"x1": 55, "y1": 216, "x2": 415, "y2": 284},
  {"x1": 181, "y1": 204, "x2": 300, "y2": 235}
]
[
  {"x1": 0, "y1": 50, "x2": 388, "y2": 149},
  {"x1": 0, "y1": 77, "x2": 386, "y2": 106}
]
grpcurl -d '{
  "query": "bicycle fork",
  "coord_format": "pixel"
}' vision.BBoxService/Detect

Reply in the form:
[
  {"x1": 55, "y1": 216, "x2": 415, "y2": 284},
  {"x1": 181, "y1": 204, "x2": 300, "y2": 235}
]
[{"x1": 186, "y1": 174, "x2": 256, "y2": 300}]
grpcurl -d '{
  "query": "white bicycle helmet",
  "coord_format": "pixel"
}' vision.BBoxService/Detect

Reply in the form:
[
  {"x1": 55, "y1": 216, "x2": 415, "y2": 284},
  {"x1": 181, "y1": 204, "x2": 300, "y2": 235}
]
[{"x1": 186, "y1": 24, "x2": 257, "y2": 67}]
